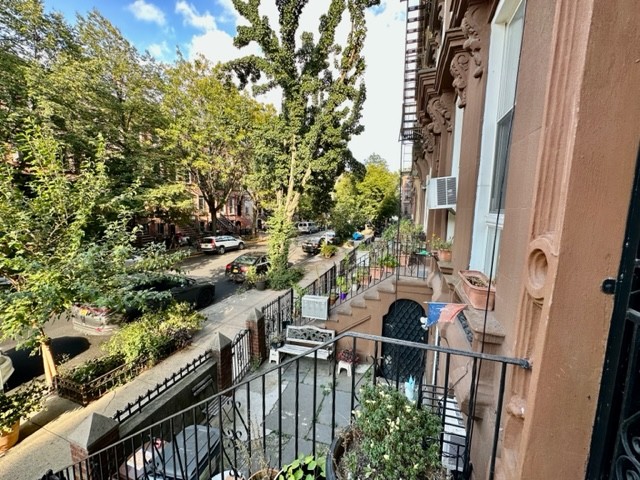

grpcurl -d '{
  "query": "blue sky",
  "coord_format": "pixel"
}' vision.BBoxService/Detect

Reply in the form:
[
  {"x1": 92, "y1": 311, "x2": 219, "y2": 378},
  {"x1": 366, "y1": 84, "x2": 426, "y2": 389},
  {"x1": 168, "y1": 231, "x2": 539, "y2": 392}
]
[{"x1": 43, "y1": 0, "x2": 407, "y2": 166}]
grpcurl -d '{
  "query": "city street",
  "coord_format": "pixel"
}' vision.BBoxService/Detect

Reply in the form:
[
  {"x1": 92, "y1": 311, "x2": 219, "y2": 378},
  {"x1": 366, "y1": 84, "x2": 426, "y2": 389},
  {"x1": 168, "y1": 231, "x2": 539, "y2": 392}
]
[{"x1": 0, "y1": 233, "x2": 339, "y2": 391}]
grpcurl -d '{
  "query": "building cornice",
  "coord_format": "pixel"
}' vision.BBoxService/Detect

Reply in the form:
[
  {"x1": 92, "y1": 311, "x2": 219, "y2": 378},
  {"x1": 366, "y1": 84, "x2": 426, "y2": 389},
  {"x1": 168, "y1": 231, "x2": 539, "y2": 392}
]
[{"x1": 435, "y1": 27, "x2": 466, "y2": 94}]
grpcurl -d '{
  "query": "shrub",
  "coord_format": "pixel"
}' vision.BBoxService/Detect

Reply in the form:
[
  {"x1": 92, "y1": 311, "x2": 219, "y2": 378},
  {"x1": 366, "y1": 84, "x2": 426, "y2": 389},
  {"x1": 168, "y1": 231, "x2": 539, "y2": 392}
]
[
  {"x1": 59, "y1": 355, "x2": 125, "y2": 383},
  {"x1": 0, "y1": 381, "x2": 47, "y2": 433},
  {"x1": 341, "y1": 384, "x2": 442, "y2": 480},
  {"x1": 104, "y1": 303, "x2": 203, "y2": 363},
  {"x1": 277, "y1": 454, "x2": 326, "y2": 480},
  {"x1": 268, "y1": 265, "x2": 304, "y2": 290}
]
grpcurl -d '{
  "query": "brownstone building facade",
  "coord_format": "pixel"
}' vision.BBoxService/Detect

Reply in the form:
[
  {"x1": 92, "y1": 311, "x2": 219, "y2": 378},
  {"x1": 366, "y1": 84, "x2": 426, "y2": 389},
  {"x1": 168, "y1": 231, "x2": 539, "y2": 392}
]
[{"x1": 396, "y1": 0, "x2": 640, "y2": 477}]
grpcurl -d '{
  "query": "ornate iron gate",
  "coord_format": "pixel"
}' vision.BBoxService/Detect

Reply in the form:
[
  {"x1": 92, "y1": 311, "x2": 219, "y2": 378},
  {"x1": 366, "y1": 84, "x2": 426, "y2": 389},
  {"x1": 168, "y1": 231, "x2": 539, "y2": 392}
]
[
  {"x1": 588, "y1": 147, "x2": 640, "y2": 479},
  {"x1": 380, "y1": 299, "x2": 426, "y2": 382},
  {"x1": 231, "y1": 329, "x2": 251, "y2": 385}
]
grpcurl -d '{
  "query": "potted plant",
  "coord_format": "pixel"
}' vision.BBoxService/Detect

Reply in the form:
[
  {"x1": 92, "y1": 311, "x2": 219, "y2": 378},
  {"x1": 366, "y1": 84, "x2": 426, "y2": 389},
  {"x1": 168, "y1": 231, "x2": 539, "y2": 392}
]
[
  {"x1": 320, "y1": 243, "x2": 337, "y2": 258},
  {"x1": 459, "y1": 270, "x2": 496, "y2": 310},
  {"x1": 0, "y1": 380, "x2": 47, "y2": 453},
  {"x1": 245, "y1": 266, "x2": 267, "y2": 290},
  {"x1": 337, "y1": 349, "x2": 360, "y2": 377},
  {"x1": 335, "y1": 276, "x2": 349, "y2": 300},
  {"x1": 327, "y1": 383, "x2": 444, "y2": 480},
  {"x1": 380, "y1": 253, "x2": 399, "y2": 273},
  {"x1": 430, "y1": 234, "x2": 453, "y2": 262},
  {"x1": 276, "y1": 454, "x2": 326, "y2": 480},
  {"x1": 328, "y1": 289, "x2": 338, "y2": 306},
  {"x1": 269, "y1": 333, "x2": 285, "y2": 349},
  {"x1": 369, "y1": 256, "x2": 385, "y2": 281}
]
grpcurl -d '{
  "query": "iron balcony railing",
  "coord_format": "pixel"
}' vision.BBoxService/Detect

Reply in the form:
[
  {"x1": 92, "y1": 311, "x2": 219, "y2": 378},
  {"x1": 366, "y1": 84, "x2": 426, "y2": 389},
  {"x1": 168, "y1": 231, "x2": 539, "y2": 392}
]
[{"x1": 52, "y1": 332, "x2": 529, "y2": 480}]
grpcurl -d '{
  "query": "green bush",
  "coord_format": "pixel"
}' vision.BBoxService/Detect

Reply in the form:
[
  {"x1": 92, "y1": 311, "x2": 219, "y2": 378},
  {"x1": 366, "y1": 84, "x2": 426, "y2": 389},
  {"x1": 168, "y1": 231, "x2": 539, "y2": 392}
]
[
  {"x1": 104, "y1": 303, "x2": 204, "y2": 363},
  {"x1": 59, "y1": 355, "x2": 125, "y2": 383},
  {"x1": 268, "y1": 265, "x2": 305, "y2": 290},
  {"x1": 341, "y1": 384, "x2": 442, "y2": 480}
]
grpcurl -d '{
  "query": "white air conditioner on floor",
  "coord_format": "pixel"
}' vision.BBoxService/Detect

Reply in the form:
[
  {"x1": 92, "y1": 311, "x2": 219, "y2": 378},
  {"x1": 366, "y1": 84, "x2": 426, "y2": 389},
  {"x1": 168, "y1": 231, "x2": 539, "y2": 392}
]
[
  {"x1": 429, "y1": 176, "x2": 457, "y2": 209},
  {"x1": 438, "y1": 395, "x2": 467, "y2": 472}
]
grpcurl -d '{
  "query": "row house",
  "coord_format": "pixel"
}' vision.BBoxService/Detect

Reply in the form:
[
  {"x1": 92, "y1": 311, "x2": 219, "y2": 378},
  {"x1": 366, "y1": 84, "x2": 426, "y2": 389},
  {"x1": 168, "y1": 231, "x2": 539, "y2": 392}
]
[{"x1": 399, "y1": 0, "x2": 640, "y2": 477}]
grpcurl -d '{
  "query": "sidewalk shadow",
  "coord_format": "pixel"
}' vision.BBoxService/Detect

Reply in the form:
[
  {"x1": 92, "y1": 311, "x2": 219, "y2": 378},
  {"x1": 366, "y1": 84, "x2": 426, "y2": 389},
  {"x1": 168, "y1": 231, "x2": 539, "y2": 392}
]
[{"x1": 3, "y1": 336, "x2": 90, "y2": 390}]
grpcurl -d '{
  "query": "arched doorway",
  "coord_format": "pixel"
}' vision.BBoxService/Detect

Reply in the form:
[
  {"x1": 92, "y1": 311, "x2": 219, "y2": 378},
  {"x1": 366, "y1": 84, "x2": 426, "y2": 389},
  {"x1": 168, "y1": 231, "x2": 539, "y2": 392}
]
[{"x1": 380, "y1": 299, "x2": 426, "y2": 382}]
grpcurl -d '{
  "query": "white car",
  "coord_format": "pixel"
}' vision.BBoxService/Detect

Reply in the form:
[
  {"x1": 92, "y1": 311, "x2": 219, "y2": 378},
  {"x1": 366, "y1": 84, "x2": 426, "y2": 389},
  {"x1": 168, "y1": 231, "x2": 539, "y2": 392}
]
[
  {"x1": 200, "y1": 235, "x2": 245, "y2": 255},
  {"x1": 0, "y1": 350, "x2": 14, "y2": 391}
]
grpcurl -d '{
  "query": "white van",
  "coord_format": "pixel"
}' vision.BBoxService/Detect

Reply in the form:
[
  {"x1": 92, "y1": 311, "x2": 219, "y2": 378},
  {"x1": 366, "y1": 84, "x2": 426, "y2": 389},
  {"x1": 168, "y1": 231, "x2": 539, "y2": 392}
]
[{"x1": 297, "y1": 221, "x2": 319, "y2": 234}]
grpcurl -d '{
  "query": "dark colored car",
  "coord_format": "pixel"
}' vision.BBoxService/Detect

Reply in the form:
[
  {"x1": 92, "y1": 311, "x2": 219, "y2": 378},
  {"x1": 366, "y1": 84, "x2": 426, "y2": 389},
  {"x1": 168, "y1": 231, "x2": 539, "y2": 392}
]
[
  {"x1": 225, "y1": 252, "x2": 269, "y2": 283},
  {"x1": 302, "y1": 236, "x2": 325, "y2": 254},
  {"x1": 71, "y1": 276, "x2": 216, "y2": 335}
]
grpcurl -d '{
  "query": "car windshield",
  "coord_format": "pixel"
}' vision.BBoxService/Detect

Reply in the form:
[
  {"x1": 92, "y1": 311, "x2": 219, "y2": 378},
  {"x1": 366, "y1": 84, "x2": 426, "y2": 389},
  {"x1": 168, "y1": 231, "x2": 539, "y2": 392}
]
[{"x1": 235, "y1": 255, "x2": 258, "y2": 265}]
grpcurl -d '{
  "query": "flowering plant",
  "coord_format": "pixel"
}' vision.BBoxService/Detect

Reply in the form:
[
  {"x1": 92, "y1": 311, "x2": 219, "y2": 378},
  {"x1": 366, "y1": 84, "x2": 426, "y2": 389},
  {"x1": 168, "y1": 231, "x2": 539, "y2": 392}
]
[
  {"x1": 430, "y1": 234, "x2": 453, "y2": 251},
  {"x1": 339, "y1": 383, "x2": 443, "y2": 480},
  {"x1": 337, "y1": 349, "x2": 360, "y2": 365}
]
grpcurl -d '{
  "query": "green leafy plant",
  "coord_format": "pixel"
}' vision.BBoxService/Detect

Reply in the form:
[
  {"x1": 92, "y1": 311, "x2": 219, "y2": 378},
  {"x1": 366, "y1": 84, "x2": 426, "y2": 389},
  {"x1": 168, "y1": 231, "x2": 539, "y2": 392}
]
[
  {"x1": 0, "y1": 381, "x2": 48, "y2": 433},
  {"x1": 276, "y1": 454, "x2": 326, "y2": 480},
  {"x1": 103, "y1": 303, "x2": 203, "y2": 363},
  {"x1": 339, "y1": 384, "x2": 443, "y2": 480},
  {"x1": 320, "y1": 243, "x2": 337, "y2": 258},
  {"x1": 380, "y1": 254, "x2": 399, "y2": 268},
  {"x1": 268, "y1": 265, "x2": 305, "y2": 290},
  {"x1": 245, "y1": 266, "x2": 267, "y2": 286},
  {"x1": 430, "y1": 234, "x2": 453, "y2": 251},
  {"x1": 335, "y1": 276, "x2": 349, "y2": 294},
  {"x1": 58, "y1": 355, "x2": 125, "y2": 383}
]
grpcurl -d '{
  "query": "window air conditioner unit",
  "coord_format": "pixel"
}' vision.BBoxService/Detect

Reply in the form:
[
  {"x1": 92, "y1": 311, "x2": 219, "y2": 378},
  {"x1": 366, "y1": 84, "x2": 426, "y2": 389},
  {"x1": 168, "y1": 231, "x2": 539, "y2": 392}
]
[
  {"x1": 429, "y1": 176, "x2": 457, "y2": 210},
  {"x1": 438, "y1": 395, "x2": 467, "y2": 472},
  {"x1": 301, "y1": 295, "x2": 329, "y2": 321}
]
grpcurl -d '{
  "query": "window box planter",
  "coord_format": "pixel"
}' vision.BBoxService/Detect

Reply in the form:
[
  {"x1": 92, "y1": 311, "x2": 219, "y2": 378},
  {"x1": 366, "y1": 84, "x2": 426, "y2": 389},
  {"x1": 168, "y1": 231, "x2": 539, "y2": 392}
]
[{"x1": 458, "y1": 270, "x2": 496, "y2": 310}]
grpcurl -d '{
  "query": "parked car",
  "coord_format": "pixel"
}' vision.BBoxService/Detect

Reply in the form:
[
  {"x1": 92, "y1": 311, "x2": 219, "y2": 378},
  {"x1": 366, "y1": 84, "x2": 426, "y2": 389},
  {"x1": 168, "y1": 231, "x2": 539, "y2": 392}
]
[
  {"x1": 296, "y1": 221, "x2": 320, "y2": 234},
  {"x1": 225, "y1": 252, "x2": 269, "y2": 283},
  {"x1": 71, "y1": 276, "x2": 216, "y2": 335},
  {"x1": 0, "y1": 350, "x2": 14, "y2": 391},
  {"x1": 302, "y1": 236, "x2": 324, "y2": 254},
  {"x1": 322, "y1": 230, "x2": 339, "y2": 245},
  {"x1": 200, "y1": 235, "x2": 245, "y2": 255},
  {"x1": 116, "y1": 425, "x2": 221, "y2": 480}
]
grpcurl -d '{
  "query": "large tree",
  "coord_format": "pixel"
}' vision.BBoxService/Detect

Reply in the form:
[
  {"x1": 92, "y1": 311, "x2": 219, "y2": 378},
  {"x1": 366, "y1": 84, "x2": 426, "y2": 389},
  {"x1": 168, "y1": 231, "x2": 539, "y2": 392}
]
[
  {"x1": 228, "y1": 0, "x2": 379, "y2": 272},
  {"x1": 159, "y1": 57, "x2": 267, "y2": 233},
  {"x1": 0, "y1": 127, "x2": 183, "y2": 385}
]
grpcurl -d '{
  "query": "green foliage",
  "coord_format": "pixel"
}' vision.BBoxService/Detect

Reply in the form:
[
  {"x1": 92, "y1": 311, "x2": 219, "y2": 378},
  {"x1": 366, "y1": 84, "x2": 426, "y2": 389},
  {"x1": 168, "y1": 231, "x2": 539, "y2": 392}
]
[
  {"x1": 58, "y1": 355, "x2": 125, "y2": 384},
  {"x1": 268, "y1": 265, "x2": 305, "y2": 291},
  {"x1": 103, "y1": 303, "x2": 203, "y2": 364},
  {"x1": 0, "y1": 380, "x2": 48, "y2": 433},
  {"x1": 342, "y1": 384, "x2": 442, "y2": 480},
  {"x1": 320, "y1": 243, "x2": 337, "y2": 258},
  {"x1": 158, "y1": 56, "x2": 267, "y2": 229},
  {"x1": 276, "y1": 454, "x2": 326, "y2": 480},
  {"x1": 332, "y1": 155, "x2": 399, "y2": 239},
  {"x1": 380, "y1": 254, "x2": 399, "y2": 268},
  {"x1": 228, "y1": 0, "x2": 380, "y2": 261},
  {"x1": 266, "y1": 207, "x2": 297, "y2": 274},
  {"x1": 335, "y1": 276, "x2": 349, "y2": 293},
  {"x1": 429, "y1": 234, "x2": 453, "y2": 251}
]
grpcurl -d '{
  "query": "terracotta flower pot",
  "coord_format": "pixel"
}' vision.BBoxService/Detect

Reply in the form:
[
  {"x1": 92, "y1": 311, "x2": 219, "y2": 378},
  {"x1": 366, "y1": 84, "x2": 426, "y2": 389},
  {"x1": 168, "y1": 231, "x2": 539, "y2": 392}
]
[
  {"x1": 0, "y1": 420, "x2": 20, "y2": 454},
  {"x1": 438, "y1": 249, "x2": 452, "y2": 262},
  {"x1": 248, "y1": 468, "x2": 280, "y2": 480},
  {"x1": 459, "y1": 270, "x2": 496, "y2": 310}
]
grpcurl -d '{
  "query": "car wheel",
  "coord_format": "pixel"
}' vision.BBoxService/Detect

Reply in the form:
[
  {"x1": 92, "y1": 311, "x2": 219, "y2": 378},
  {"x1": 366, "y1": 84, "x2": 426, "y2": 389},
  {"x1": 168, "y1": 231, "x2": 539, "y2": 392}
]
[
  {"x1": 238, "y1": 242, "x2": 245, "y2": 250},
  {"x1": 218, "y1": 246, "x2": 226, "y2": 254}
]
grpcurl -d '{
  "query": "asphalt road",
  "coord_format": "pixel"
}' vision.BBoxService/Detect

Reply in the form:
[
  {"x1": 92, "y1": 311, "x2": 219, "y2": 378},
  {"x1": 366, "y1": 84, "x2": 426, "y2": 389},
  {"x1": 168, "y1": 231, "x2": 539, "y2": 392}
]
[{"x1": 0, "y1": 233, "x2": 328, "y2": 391}]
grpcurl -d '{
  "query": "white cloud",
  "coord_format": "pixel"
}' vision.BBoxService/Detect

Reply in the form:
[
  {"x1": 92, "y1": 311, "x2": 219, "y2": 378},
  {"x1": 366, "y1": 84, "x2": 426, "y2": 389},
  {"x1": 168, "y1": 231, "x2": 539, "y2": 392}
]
[
  {"x1": 127, "y1": 0, "x2": 166, "y2": 26},
  {"x1": 175, "y1": 1, "x2": 217, "y2": 31},
  {"x1": 147, "y1": 40, "x2": 170, "y2": 59},
  {"x1": 215, "y1": 0, "x2": 241, "y2": 24}
]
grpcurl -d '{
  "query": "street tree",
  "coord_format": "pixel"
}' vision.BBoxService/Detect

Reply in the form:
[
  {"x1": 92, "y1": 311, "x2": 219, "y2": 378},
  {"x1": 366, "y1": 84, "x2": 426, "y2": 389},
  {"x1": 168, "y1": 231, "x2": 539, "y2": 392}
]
[
  {"x1": 0, "y1": 126, "x2": 183, "y2": 386},
  {"x1": 228, "y1": 0, "x2": 380, "y2": 274},
  {"x1": 159, "y1": 56, "x2": 267, "y2": 233}
]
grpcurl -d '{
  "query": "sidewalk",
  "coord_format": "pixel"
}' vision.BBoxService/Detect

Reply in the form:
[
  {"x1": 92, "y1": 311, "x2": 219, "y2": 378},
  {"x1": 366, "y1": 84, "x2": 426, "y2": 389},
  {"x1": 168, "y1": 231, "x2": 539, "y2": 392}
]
[{"x1": 0, "y1": 247, "x2": 348, "y2": 480}]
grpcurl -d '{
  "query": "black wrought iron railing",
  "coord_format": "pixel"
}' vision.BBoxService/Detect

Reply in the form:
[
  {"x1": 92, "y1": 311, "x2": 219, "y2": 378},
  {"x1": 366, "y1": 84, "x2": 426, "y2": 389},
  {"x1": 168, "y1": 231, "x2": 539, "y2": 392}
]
[{"x1": 52, "y1": 332, "x2": 529, "y2": 480}]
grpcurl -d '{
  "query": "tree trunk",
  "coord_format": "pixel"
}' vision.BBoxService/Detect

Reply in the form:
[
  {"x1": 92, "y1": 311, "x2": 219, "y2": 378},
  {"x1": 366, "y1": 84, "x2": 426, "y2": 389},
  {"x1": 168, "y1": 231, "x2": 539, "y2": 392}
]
[
  {"x1": 41, "y1": 338, "x2": 57, "y2": 388},
  {"x1": 208, "y1": 201, "x2": 218, "y2": 235}
]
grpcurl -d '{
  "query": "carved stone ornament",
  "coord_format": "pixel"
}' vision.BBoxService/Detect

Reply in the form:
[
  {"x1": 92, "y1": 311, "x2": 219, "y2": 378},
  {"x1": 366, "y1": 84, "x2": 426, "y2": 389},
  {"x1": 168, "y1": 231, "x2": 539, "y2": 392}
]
[
  {"x1": 462, "y1": 8, "x2": 484, "y2": 78},
  {"x1": 427, "y1": 96, "x2": 452, "y2": 134},
  {"x1": 450, "y1": 52, "x2": 470, "y2": 108}
]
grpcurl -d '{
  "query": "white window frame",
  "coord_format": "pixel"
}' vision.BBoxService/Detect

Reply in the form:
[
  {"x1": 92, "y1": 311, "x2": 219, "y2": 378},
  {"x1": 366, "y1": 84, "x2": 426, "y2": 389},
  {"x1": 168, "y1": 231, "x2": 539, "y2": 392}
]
[{"x1": 469, "y1": 0, "x2": 525, "y2": 274}]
